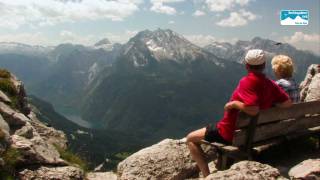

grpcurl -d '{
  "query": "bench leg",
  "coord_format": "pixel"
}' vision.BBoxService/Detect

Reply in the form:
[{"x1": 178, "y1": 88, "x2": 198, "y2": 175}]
[{"x1": 217, "y1": 153, "x2": 233, "y2": 170}]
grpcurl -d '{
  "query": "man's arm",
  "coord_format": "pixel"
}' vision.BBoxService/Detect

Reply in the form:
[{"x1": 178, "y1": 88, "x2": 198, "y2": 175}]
[
  {"x1": 224, "y1": 101, "x2": 259, "y2": 116},
  {"x1": 275, "y1": 99, "x2": 292, "y2": 108}
]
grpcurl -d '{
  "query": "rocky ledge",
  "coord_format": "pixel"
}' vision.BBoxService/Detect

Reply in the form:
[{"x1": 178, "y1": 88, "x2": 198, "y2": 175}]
[{"x1": 0, "y1": 70, "x2": 84, "y2": 179}]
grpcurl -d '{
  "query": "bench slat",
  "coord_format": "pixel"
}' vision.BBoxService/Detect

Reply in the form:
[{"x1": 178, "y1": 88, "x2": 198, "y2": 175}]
[
  {"x1": 236, "y1": 101, "x2": 320, "y2": 128},
  {"x1": 233, "y1": 115, "x2": 320, "y2": 146}
]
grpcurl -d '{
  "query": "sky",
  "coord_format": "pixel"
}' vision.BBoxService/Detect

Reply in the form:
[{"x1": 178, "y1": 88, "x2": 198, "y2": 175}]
[{"x1": 0, "y1": 0, "x2": 319, "y2": 54}]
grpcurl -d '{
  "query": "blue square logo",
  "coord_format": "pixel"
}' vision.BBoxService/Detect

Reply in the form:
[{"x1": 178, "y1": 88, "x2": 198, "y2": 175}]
[{"x1": 280, "y1": 10, "x2": 309, "y2": 25}]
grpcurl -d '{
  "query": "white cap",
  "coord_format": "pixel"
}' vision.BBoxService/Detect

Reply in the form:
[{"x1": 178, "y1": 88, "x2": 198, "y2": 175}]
[{"x1": 244, "y1": 49, "x2": 266, "y2": 65}]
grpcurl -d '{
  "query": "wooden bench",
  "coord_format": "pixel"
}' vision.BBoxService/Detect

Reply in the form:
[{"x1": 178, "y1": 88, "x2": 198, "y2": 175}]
[{"x1": 202, "y1": 100, "x2": 320, "y2": 170}]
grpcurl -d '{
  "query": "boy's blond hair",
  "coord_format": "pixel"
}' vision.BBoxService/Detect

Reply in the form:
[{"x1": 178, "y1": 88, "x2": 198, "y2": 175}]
[{"x1": 271, "y1": 55, "x2": 294, "y2": 78}]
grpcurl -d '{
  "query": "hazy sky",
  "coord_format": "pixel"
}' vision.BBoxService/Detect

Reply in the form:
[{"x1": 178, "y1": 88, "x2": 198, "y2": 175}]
[{"x1": 0, "y1": 0, "x2": 319, "y2": 54}]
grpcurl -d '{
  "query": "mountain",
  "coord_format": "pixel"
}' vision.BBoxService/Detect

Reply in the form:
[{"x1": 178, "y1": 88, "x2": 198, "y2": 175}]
[
  {"x1": 122, "y1": 29, "x2": 222, "y2": 66},
  {"x1": 80, "y1": 29, "x2": 244, "y2": 141},
  {"x1": 0, "y1": 42, "x2": 52, "y2": 57},
  {"x1": 204, "y1": 37, "x2": 320, "y2": 81}
]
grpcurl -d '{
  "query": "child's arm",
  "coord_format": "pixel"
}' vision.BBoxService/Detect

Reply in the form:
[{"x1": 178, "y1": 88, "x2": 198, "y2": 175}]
[{"x1": 224, "y1": 101, "x2": 259, "y2": 116}]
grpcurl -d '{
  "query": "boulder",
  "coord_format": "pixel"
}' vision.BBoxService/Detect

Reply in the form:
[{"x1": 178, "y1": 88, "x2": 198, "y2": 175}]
[
  {"x1": 14, "y1": 122, "x2": 34, "y2": 139},
  {"x1": 0, "y1": 90, "x2": 11, "y2": 103},
  {"x1": 117, "y1": 138, "x2": 215, "y2": 180},
  {"x1": 18, "y1": 166, "x2": 84, "y2": 180},
  {"x1": 300, "y1": 64, "x2": 320, "y2": 102},
  {"x1": 289, "y1": 159, "x2": 320, "y2": 179},
  {"x1": 304, "y1": 74, "x2": 320, "y2": 102},
  {"x1": 86, "y1": 172, "x2": 118, "y2": 180},
  {"x1": 0, "y1": 114, "x2": 10, "y2": 140},
  {"x1": 10, "y1": 134, "x2": 66, "y2": 165},
  {"x1": 0, "y1": 114, "x2": 10, "y2": 154},
  {"x1": 205, "y1": 161, "x2": 285, "y2": 180},
  {"x1": 9, "y1": 75, "x2": 30, "y2": 115},
  {"x1": 0, "y1": 101, "x2": 27, "y2": 126},
  {"x1": 28, "y1": 112, "x2": 67, "y2": 149}
]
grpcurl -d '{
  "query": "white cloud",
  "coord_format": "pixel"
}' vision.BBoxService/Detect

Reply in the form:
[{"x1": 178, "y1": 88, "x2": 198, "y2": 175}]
[
  {"x1": 185, "y1": 35, "x2": 216, "y2": 46},
  {"x1": 168, "y1": 20, "x2": 175, "y2": 24},
  {"x1": 283, "y1": 32, "x2": 320, "y2": 54},
  {"x1": 0, "y1": 32, "x2": 50, "y2": 45},
  {"x1": 193, "y1": 10, "x2": 206, "y2": 17},
  {"x1": 150, "y1": 0, "x2": 185, "y2": 15},
  {"x1": 284, "y1": 32, "x2": 320, "y2": 44},
  {"x1": 205, "y1": 0, "x2": 250, "y2": 12},
  {"x1": 0, "y1": 0, "x2": 143, "y2": 29},
  {"x1": 216, "y1": 10, "x2": 257, "y2": 27},
  {"x1": 58, "y1": 30, "x2": 98, "y2": 45},
  {"x1": 185, "y1": 34, "x2": 238, "y2": 46}
]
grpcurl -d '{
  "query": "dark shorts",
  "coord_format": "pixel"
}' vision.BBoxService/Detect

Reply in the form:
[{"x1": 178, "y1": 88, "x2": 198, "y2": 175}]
[{"x1": 204, "y1": 123, "x2": 231, "y2": 145}]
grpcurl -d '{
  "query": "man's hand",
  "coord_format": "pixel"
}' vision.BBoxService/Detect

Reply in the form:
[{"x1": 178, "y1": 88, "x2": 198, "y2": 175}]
[
  {"x1": 224, "y1": 101, "x2": 236, "y2": 111},
  {"x1": 224, "y1": 100, "x2": 259, "y2": 116}
]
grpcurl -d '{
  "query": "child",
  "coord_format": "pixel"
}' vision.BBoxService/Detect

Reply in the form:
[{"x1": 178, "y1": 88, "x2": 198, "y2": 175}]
[{"x1": 271, "y1": 55, "x2": 300, "y2": 103}]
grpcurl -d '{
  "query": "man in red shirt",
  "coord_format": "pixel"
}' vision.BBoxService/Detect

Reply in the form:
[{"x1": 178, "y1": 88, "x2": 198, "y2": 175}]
[{"x1": 186, "y1": 49, "x2": 292, "y2": 177}]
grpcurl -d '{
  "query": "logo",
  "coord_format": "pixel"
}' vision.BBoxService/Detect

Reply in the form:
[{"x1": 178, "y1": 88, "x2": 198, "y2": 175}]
[{"x1": 280, "y1": 10, "x2": 309, "y2": 25}]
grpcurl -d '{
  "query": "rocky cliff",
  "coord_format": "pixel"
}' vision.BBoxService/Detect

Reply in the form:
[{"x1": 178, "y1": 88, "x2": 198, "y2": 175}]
[{"x1": 0, "y1": 69, "x2": 85, "y2": 179}]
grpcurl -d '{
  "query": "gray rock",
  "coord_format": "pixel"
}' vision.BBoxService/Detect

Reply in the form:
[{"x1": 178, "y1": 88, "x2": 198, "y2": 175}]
[
  {"x1": 14, "y1": 122, "x2": 34, "y2": 139},
  {"x1": 10, "y1": 134, "x2": 66, "y2": 165},
  {"x1": 289, "y1": 159, "x2": 320, "y2": 179},
  {"x1": 9, "y1": 75, "x2": 30, "y2": 115},
  {"x1": 0, "y1": 114, "x2": 10, "y2": 140},
  {"x1": 0, "y1": 158, "x2": 4, "y2": 167},
  {"x1": 205, "y1": 161, "x2": 285, "y2": 180},
  {"x1": 18, "y1": 166, "x2": 84, "y2": 180},
  {"x1": 0, "y1": 101, "x2": 27, "y2": 126},
  {"x1": 300, "y1": 64, "x2": 320, "y2": 102},
  {"x1": 304, "y1": 74, "x2": 320, "y2": 102},
  {"x1": 28, "y1": 111, "x2": 68, "y2": 149},
  {"x1": 0, "y1": 90, "x2": 11, "y2": 103},
  {"x1": 117, "y1": 138, "x2": 215, "y2": 180},
  {"x1": 86, "y1": 172, "x2": 118, "y2": 180}
]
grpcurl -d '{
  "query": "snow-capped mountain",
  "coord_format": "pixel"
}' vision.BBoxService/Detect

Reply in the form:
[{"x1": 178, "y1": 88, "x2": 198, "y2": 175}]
[
  {"x1": 0, "y1": 42, "x2": 53, "y2": 56},
  {"x1": 122, "y1": 29, "x2": 221, "y2": 66},
  {"x1": 204, "y1": 37, "x2": 320, "y2": 80}
]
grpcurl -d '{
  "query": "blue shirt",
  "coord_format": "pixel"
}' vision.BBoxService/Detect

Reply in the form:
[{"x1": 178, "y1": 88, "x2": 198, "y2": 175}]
[{"x1": 276, "y1": 78, "x2": 300, "y2": 103}]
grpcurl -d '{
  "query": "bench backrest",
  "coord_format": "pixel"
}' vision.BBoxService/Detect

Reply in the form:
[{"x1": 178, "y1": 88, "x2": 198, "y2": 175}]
[{"x1": 232, "y1": 101, "x2": 320, "y2": 147}]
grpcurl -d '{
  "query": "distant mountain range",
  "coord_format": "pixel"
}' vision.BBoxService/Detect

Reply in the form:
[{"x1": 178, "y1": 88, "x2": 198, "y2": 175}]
[
  {"x1": 204, "y1": 37, "x2": 319, "y2": 80},
  {"x1": 0, "y1": 28, "x2": 319, "y2": 148}
]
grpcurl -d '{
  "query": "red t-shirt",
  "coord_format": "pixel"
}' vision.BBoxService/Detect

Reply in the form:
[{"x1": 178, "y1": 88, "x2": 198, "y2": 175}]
[{"x1": 216, "y1": 72, "x2": 289, "y2": 142}]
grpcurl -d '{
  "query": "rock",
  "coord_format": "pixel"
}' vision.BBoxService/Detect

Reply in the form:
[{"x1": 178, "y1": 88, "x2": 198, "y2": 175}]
[
  {"x1": 205, "y1": 161, "x2": 285, "y2": 180},
  {"x1": 304, "y1": 74, "x2": 320, "y2": 102},
  {"x1": 10, "y1": 134, "x2": 66, "y2": 165},
  {"x1": 86, "y1": 172, "x2": 118, "y2": 180},
  {"x1": 9, "y1": 75, "x2": 30, "y2": 115},
  {"x1": 0, "y1": 114, "x2": 10, "y2": 154},
  {"x1": 0, "y1": 90, "x2": 11, "y2": 103},
  {"x1": 14, "y1": 122, "x2": 34, "y2": 139},
  {"x1": 0, "y1": 157, "x2": 4, "y2": 167},
  {"x1": 117, "y1": 138, "x2": 215, "y2": 180},
  {"x1": 117, "y1": 138, "x2": 193, "y2": 179},
  {"x1": 289, "y1": 159, "x2": 320, "y2": 179},
  {"x1": 28, "y1": 111, "x2": 68, "y2": 149},
  {"x1": 300, "y1": 64, "x2": 320, "y2": 102},
  {"x1": 0, "y1": 101, "x2": 28, "y2": 126},
  {"x1": 0, "y1": 114, "x2": 10, "y2": 140},
  {"x1": 18, "y1": 166, "x2": 84, "y2": 180}
]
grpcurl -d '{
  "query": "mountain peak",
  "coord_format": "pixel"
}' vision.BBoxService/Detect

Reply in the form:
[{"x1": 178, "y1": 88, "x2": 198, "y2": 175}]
[{"x1": 123, "y1": 28, "x2": 216, "y2": 66}]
